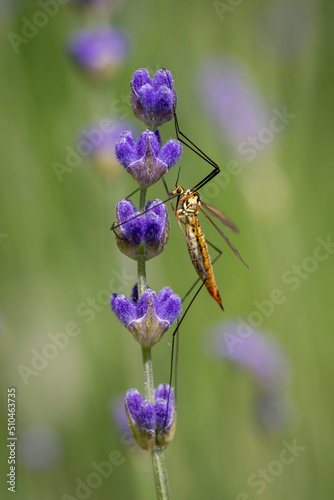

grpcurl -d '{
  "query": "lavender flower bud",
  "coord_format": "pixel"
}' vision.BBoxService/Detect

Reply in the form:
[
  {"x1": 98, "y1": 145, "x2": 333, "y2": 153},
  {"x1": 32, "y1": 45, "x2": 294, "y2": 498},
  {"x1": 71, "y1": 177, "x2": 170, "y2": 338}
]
[
  {"x1": 130, "y1": 69, "x2": 177, "y2": 128},
  {"x1": 116, "y1": 129, "x2": 182, "y2": 187},
  {"x1": 67, "y1": 27, "x2": 129, "y2": 78},
  {"x1": 111, "y1": 285, "x2": 181, "y2": 348},
  {"x1": 124, "y1": 385, "x2": 176, "y2": 451},
  {"x1": 113, "y1": 198, "x2": 170, "y2": 260}
]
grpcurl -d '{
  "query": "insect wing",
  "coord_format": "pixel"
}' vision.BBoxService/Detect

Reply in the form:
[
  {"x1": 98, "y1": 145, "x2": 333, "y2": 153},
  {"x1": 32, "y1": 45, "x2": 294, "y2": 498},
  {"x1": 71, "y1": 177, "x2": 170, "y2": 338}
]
[
  {"x1": 200, "y1": 207, "x2": 251, "y2": 270},
  {"x1": 202, "y1": 202, "x2": 240, "y2": 234}
]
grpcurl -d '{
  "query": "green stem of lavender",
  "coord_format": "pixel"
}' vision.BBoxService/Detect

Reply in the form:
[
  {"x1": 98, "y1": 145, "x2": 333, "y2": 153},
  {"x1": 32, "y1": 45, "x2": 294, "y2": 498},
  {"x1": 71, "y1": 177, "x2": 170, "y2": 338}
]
[{"x1": 137, "y1": 187, "x2": 171, "y2": 500}]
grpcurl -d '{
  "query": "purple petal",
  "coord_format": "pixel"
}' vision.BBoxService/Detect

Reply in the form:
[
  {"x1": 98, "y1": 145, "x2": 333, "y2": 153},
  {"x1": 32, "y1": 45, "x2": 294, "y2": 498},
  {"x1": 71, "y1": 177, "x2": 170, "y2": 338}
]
[
  {"x1": 158, "y1": 140, "x2": 182, "y2": 168},
  {"x1": 152, "y1": 69, "x2": 173, "y2": 90},
  {"x1": 154, "y1": 384, "x2": 175, "y2": 431},
  {"x1": 136, "y1": 130, "x2": 160, "y2": 159},
  {"x1": 115, "y1": 131, "x2": 137, "y2": 168},
  {"x1": 131, "y1": 69, "x2": 151, "y2": 93},
  {"x1": 124, "y1": 389, "x2": 143, "y2": 417},
  {"x1": 156, "y1": 288, "x2": 181, "y2": 323},
  {"x1": 111, "y1": 294, "x2": 136, "y2": 326},
  {"x1": 137, "y1": 401, "x2": 156, "y2": 430},
  {"x1": 138, "y1": 85, "x2": 155, "y2": 113},
  {"x1": 136, "y1": 289, "x2": 157, "y2": 319}
]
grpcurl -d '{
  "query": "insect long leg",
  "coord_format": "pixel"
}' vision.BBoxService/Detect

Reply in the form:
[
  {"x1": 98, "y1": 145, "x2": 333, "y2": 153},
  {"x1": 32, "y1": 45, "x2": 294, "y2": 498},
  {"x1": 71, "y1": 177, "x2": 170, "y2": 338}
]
[
  {"x1": 164, "y1": 239, "x2": 224, "y2": 429},
  {"x1": 125, "y1": 186, "x2": 140, "y2": 199},
  {"x1": 163, "y1": 69, "x2": 220, "y2": 191},
  {"x1": 164, "y1": 278, "x2": 207, "y2": 429}
]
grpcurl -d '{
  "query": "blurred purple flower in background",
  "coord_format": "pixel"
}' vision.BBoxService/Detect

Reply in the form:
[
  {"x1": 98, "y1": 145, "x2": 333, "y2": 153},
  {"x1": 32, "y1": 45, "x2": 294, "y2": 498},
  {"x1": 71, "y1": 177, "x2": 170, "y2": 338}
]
[
  {"x1": 197, "y1": 57, "x2": 268, "y2": 153},
  {"x1": 67, "y1": 26, "x2": 129, "y2": 77},
  {"x1": 206, "y1": 321, "x2": 294, "y2": 432},
  {"x1": 209, "y1": 322, "x2": 289, "y2": 385},
  {"x1": 19, "y1": 427, "x2": 62, "y2": 470},
  {"x1": 78, "y1": 119, "x2": 137, "y2": 174},
  {"x1": 111, "y1": 395, "x2": 131, "y2": 436}
]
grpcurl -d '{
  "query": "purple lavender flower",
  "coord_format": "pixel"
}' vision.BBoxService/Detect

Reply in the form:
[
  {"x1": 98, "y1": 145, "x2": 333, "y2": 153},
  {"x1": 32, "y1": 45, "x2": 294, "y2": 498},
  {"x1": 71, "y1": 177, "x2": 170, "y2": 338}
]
[
  {"x1": 208, "y1": 321, "x2": 289, "y2": 385},
  {"x1": 116, "y1": 129, "x2": 182, "y2": 187},
  {"x1": 113, "y1": 198, "x2": 170, "y2": 260},
  {"x1": 111, "y1": 284, "x2": 181, "y2": 347},
  {"x1": 130, "y1": 69, "x2": 177, "y2": 128},
  {"x1": 124, "y1": 384, "x2": 176, "y2": 450},
  {"x1": 78, "y1": 119, "x2": 138, "y2": 174},
  {"x1": 67, "y1": 27, "x2": 129, "y2": 77},
  {"x1": 197, "y1": 57, "x2": 268, "y2": 152}
]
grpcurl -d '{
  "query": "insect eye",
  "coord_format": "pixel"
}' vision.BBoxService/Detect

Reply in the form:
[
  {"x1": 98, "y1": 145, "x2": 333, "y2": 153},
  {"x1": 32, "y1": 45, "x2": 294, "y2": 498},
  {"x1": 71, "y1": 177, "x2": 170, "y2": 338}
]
[{"x1": 177, "y1": 188, "x2": 182, "y2": 195}]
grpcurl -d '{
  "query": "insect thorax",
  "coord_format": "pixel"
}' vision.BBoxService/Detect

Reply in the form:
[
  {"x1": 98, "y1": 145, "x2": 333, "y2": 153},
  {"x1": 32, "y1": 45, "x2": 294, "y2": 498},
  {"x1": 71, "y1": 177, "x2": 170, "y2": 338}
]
[{"x1": 179, "y1": 189, "x2": 201, "y2": 216}]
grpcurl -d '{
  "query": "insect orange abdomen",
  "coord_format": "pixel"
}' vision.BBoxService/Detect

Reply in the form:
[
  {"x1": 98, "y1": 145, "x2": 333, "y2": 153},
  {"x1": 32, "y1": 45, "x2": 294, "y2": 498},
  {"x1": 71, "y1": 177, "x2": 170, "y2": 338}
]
[{"x1": 186, "y1": 216, "x2": 223, "y2": 310}]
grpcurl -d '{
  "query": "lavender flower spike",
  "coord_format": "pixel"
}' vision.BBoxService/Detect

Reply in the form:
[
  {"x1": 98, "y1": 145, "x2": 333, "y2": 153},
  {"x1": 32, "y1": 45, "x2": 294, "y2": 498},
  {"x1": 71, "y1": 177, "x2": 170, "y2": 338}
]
[
  {"x1": 116, "y1": 129, "x2": 182, "y2": 187},
  {"x1": 67, "y1": 27, "x2": 129, "y2": 77},
  {"x1": 111, "y1": 284, "x2": 181, "y2": 348},
  {"x1": 130, "y1": 69, "x2": 177, "y2": 128},
  {"x1": 113, "y1": 198, "x2": 170, "y2": 260},
  {"x1": 125, "y1": 384, "x2": 176, "y2": 451}
]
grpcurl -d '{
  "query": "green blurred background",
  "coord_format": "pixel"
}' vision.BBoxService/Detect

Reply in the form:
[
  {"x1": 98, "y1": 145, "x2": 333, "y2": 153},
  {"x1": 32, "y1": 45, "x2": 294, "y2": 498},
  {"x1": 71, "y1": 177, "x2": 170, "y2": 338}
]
[{"x1": 1, "y1": 0, "x2": 334, "y2": 499}]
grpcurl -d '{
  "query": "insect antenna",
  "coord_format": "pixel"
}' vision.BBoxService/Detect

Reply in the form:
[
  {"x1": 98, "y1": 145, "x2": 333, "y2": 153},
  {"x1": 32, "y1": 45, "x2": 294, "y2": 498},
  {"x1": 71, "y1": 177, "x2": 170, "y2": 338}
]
[{"x1": 175, "y1": 164, "x2": 182, "y2": 188}]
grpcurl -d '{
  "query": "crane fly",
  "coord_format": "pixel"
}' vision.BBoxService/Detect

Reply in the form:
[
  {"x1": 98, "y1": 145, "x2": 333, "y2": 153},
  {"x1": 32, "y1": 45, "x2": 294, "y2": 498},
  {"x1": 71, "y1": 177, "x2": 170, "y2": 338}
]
[{"x1": 169, "y1": 185, "x2": 250, "y2": 310}]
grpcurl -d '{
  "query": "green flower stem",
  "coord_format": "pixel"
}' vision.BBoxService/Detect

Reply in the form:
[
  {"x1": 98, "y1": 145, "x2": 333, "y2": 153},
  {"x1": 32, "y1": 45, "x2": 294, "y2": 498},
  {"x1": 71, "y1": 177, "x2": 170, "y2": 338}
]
[
  {"x1": 137, "y1": 186, "x2": 171, "y2": 500},
  {"x1": 152, "y1": 449, "x2": 171, "y2": 500},
  {"x1": 137, "y1": 187, "x2": 147, "y2": 298}
]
